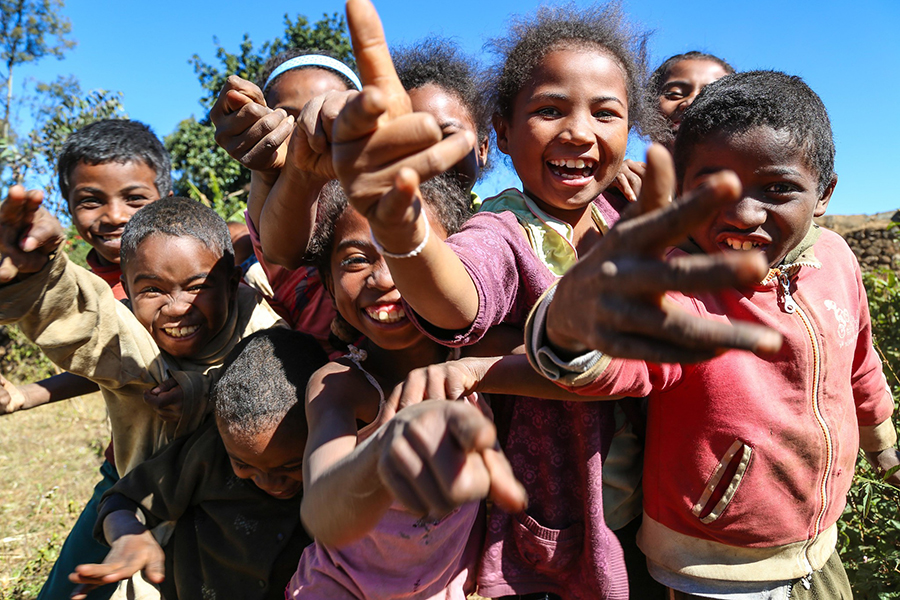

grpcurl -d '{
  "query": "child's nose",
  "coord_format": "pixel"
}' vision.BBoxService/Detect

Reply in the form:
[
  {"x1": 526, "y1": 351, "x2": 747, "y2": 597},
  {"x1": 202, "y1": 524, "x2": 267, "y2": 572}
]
[
  {"x1": 161, "y1": 293, "x2": 193, "y2": 316},
  {"x1": 722, "y1": 196, "x2": 767, "y2": 229},
  {"x1": 561, "y1": 111, "x2": 594, "y2": 144},
  {"x1": 101, "y1": 199, "x2": 131, "y2": 228},
  {"x1": 368, "y1": 259, "x2": 395, "y2": 290}
]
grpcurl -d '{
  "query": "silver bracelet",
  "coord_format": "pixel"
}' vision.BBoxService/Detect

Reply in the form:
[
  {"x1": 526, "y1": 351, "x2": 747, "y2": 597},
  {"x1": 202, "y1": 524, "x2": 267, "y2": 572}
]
[{"x1": 369, "y1": 217, "x2": 430, "y2": 259}]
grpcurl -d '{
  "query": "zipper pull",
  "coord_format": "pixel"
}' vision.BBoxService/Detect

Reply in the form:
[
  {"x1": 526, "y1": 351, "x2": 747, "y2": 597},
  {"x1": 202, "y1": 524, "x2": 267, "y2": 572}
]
[
  {"x1": 799, "y1": 573, "x2": 812, "y2": 590},
  {"x1": 779, "y1": 271, "x2": 797, "y2": 314}
]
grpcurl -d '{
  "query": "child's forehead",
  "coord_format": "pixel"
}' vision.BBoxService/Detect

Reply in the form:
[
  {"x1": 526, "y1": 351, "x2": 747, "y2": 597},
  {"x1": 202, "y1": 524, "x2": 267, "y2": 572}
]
[
  {"x1": 689, "y1": 126, "x2": 816, "y2": 173},
  {"x1": 125, "y1": 233, "x2": 222, "y2": 272}
]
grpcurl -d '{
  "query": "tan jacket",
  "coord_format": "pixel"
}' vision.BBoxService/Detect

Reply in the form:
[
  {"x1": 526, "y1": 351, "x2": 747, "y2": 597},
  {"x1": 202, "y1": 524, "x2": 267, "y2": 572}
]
[{"x1": 0, "y1": 252, "x2": 284, "y2": 475}]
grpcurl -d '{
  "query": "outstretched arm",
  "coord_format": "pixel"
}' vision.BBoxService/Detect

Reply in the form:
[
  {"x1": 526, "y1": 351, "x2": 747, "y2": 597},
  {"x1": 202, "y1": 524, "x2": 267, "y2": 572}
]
[
  {"x1": 331, "y1": 0, "x2": 480, "y2": 331},
  {"x1": 0, "y1": 372, "x2": 100, "y2": 414},
  {"x1": 69, "y1": 509, "x2": 165, "y2": 600},
  {"x1": 301, "y1": 363, "x2": 525, "y2": 547}
]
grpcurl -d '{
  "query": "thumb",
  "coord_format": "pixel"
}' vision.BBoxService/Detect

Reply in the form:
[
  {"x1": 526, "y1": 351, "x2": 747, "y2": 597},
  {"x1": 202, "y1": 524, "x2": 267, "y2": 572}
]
[
  {"x1": 143, "y1": 557, "x2": 165, "y2": 584},
  {"x1": 482, "y1": 446, "x2": 528, "y2": 514}
]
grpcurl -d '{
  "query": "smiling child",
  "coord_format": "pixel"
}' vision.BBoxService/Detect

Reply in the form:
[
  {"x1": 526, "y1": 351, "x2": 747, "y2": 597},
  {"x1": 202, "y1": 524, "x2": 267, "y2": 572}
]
[
  {"x1": 69, "y1": 329, "x2": 325, "y2": 600},
  {"x1": 528, "y1": 71, "x2": 900, "y2": 598},
  {"x1": 0, "y1": 195, "x2": 283, "y2": 476}
]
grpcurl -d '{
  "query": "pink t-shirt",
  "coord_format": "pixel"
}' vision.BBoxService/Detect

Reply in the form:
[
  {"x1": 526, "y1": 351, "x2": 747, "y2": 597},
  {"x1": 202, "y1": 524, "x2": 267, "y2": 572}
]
[{"x1": 287, "y1": 501, "x2": 481, "y2": 600}]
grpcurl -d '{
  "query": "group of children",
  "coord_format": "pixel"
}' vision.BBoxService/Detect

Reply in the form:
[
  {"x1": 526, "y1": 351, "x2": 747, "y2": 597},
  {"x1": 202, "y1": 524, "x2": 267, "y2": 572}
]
[{"x1": 1, "y1": 0, "x2": 898, "y2": 598}]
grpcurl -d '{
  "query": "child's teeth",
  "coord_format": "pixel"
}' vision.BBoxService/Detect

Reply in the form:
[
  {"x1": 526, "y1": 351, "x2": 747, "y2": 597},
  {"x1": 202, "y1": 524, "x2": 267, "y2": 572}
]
[
  {"x1": 166, "y1": 325, "x2": 199, "y2": 338},
  {"x1": 575, "y1": 159, "x2": 585, "y2": 169},
  {"x1": 565, "y1": 159, "x2": 575, "y2": 168},
  {"x1": 378, "y1": 310, "x2": 388, "y2": 321},
  {"x1": 742, "y1": 241, "x2": 753, "y2": 251}
]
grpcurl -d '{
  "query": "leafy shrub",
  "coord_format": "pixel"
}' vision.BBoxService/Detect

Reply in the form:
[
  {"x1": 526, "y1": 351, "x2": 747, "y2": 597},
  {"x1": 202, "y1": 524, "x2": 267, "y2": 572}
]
[{"x1": 839, "y1": 268, "x2": 900, "y2": 597}]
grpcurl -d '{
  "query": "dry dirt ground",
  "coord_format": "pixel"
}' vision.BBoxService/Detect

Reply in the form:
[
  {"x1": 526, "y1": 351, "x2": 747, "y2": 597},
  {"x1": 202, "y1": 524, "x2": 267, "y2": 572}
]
[{"x1": 0, "y1": 393, "x2": 108, "y2": 599}]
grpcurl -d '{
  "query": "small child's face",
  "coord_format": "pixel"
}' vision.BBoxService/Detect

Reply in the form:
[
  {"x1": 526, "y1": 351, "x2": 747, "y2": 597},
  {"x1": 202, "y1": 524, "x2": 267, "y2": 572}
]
[
  {"x1": 657, "y1": 59, "x2": 729, "y2": 137},
  {"x1": 219, "y1": 414, "x2": 306, "y2": 500},
  {"x1": 682, "y1": 127, "x2": 835, "y2": 268},
  {"x1": 408, "y1": 83, "x2": 487, "y2": 193},
  {"x1": 495, "y1": 47, "x2": 629, "y2": 218},
  {"x1": 123, "y1": 234, "x2": 239, "y2": 358},
  {"x1": 67, "y1": 160, "x2": 161, "y2": 266},
  {"x1": 265, "y1": 67, "x2": 349, "y2": 118},
  {"x1": 327, "y1": 207, "x2": 448, "y2": 351}
]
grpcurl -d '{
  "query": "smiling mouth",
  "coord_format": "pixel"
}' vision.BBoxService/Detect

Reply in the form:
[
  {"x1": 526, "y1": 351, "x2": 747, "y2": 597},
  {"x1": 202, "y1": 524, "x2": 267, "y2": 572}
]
[
  {"x1": 547, "y1": 157, "x2": 597, "y2": 181},
  {"x1": 162, "y1": 325, "x2": 200, "y2": 338},
  {"x1": 722, "y1": 237, "x2": 766, "y2": 251},
  {"x1": 364, "y1": 304, "x2": 407, "y2": 324}
]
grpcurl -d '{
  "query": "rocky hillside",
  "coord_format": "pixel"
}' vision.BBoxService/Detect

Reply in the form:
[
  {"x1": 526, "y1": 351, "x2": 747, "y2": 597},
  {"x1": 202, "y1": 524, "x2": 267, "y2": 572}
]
[{"x1": 816, "y1": 211, "x2": 900, "y2": 271}]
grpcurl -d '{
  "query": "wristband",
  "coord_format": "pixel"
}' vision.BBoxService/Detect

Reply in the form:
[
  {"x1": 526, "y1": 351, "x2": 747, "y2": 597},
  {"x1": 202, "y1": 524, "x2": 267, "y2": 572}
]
[{"x1": 369, "y1": 217, "x2": 430, "y2": 259}]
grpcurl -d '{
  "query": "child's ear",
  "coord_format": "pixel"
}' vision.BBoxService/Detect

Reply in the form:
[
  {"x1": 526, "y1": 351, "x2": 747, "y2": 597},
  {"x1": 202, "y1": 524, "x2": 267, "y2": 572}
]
[
  {"x1": 492, "y1": 113, "x2": 511, "y2": 156},
  {"x1": 477, "y1": 135, "x2": 490, "y2": 169},
  {"x1": 814, "y1": 173, "x2": 838, "y2": 217}
]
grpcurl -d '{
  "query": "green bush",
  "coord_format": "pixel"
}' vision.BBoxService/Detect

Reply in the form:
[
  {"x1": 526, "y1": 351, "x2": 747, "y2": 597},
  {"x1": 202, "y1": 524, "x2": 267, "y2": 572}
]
[{"x1": 839, "y1": 268, "x2": 900, "y2": 597}]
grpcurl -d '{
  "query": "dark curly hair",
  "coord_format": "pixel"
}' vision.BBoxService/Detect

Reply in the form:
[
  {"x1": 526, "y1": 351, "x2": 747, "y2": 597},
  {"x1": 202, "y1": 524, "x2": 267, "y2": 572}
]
[
  {"x1": 307, "y1": 176, "x2": 472, "y2": 278},
  {"x1": 674, "y1": 71, "x2": 835, "y2": 194},
  {"x1": 58, "y1": 119, "x2": 171, "y2": 203},
  {"x1": 648, "y1": 51, "x2": 734, "y2": 97},
  {"x1": 484, "y1": 2, "x2": 651, "y2": 134},
  {"x1": 393, "y1": 38, "x2": 489, "y2": 146},
  {"x1": 120, "y1": 196, "x2": 234, "y2": 269},
  {"x1": 213, "y1": 328, "x2": 328, "y2": 442}
]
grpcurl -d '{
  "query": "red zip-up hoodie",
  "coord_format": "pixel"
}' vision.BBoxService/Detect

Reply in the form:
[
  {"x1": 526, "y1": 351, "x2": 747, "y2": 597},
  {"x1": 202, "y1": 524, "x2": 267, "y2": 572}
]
[{"x1": 566, "y1": 227, "x2": 896, "y2": 583}]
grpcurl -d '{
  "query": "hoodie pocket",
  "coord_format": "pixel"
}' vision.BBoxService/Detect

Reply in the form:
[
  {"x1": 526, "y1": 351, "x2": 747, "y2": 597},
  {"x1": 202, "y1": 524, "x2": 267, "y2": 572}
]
[
  {"x1": 691, "y1": 440, "x2": 752, "y2": 524},
  {"x1": 511, "y1": 512, "x2": 584, "y2": 573}
]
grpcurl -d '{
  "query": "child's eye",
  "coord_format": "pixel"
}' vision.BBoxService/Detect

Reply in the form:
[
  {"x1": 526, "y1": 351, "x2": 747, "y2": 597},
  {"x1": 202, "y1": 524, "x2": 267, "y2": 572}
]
[
  {"x1": 662, "y1": 91, "x2": 685, "y2": 101},
  {"x1": 535, "y1": 106, "x2": 561, "y2": 117},
  {"x1": 593, "y1": 109, "x2": 618, "y2": 120},
  {"x1": 139, "y1": 287, "x2": 162, "y2": 297},
  {"x1": 127, "y1": 195, "x2": 150, "y2": 204},
  {"x1": 187, "y1": 283, "x2": 209, "y2": 292},
  {"x1": 340, "y1": 254, "x2": 370, "y2": 268},
  {"x1": 765, "y1": 182, "x2": 797, "y2": 196},
  {"x1": 76, "y1": 197, "x2": 102, "y2": 208}
]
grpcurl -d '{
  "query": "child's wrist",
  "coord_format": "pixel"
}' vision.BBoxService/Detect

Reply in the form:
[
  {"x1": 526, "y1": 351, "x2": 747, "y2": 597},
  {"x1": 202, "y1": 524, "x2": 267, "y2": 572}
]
[{"x1": 369, "y1": 215, "x2": 430, "y2": 259}]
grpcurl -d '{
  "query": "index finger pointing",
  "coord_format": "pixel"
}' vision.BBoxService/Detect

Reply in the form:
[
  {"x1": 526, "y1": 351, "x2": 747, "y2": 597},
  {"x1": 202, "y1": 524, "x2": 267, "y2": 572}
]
[{"x1": 345, "y1": 0, "x2": 410, "y2": 118}]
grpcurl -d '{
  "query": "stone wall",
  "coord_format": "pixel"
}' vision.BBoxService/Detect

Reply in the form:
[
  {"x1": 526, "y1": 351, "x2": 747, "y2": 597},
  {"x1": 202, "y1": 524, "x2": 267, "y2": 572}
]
[{"x1": 815, "y1": 211, "x2": 900, "y2": 272}]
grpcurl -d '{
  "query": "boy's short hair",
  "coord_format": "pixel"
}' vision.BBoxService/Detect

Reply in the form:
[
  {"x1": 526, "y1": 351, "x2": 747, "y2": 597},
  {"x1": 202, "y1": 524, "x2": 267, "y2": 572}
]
[
  {"x1": 213, "y1": 328, "x2": 328, "y2": 440},
  {"x1": 258, "y1": 48, "x2": 357, "y2": 95},
  {"x1": 674, "y1": 70, "x2": 835, "y2": 193},
  {"x1": 119, "y1": 197, "x2": 234, "y2": 269},
  {"x1": 57, "y1": 119, "x2": 172, "y2": 201}
]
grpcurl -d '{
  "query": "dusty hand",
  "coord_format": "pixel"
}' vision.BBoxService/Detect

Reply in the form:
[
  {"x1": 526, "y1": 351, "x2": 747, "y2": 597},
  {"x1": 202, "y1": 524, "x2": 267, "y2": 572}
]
[
  {"x1": 210, "y1": 75, "x2": 293, "y2": 173},
  {"x1": 143, "y1": 378, "x2": 183, "y2": 423},
  {"x1": 287, "y1": 89, "x2": 359, "y2": 181},
  {"x1": 611, "y1": 159, "x2": 646, "y2": 203},
  {"x1": 0, "y1": 186, "x2": 64, "y2": 283},
  {"x1": 332, "y1": 0, "x2": 474, "y2": 235},
  {"x1": 0, "y1": 373, "x2": 27, "y2": 414},
  {"x1": 865, "y1": 448, "x2": 900, "y2": 488},
  {"x1": 376, "y1": 399, "x2": 526, "y2": 520},
  {"x1": 546, "y1": 144, "x2": 783, "y2": 363},
  {"x1": 69, "y1": 521, "x2": 164, "y2": 599}
]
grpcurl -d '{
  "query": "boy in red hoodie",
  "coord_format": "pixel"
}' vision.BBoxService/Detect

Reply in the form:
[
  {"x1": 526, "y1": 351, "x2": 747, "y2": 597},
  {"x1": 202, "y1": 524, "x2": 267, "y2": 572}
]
[{"x1": 528, "y1": 71, "x2": 900, "y2": 598}]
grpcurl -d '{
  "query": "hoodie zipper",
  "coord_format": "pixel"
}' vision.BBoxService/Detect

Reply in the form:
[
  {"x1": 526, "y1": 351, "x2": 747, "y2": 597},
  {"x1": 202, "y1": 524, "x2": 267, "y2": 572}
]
[{"x1": 775, "y1": 268, "x2": 834, "y2": 577}]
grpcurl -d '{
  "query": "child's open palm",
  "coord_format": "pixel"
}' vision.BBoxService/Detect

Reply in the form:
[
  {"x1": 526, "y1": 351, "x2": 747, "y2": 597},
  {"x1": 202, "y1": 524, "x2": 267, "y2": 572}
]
[{"x1": 0, "y1": 186, "x2": 65, "y2": 283}]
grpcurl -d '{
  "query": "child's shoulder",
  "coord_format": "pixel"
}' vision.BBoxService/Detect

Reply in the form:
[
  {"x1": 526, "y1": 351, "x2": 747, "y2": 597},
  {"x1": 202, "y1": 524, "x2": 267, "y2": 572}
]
[{"x1": 307, "y1": 356, "x2": 382, "y2": 423}]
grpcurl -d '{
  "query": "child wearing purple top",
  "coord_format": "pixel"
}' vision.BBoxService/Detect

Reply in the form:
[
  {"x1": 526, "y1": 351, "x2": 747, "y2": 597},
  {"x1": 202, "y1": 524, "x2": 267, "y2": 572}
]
[{"x1": 330, "y1": 1, "x2": 653, "y2": 597}]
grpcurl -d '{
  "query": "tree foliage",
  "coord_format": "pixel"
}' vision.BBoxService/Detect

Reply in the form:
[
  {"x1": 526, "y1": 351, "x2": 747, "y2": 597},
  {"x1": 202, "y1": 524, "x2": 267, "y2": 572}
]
[
  {"x1": 165, "y1": 12, "x2": 353, "y2": 217},
  {"x1": 0, "y1": 0, "x2": 75, "y2": 138}
]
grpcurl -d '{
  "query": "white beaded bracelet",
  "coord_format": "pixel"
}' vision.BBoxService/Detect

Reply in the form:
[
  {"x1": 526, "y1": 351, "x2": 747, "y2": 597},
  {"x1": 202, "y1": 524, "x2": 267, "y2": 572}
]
[{"x1": 369, "y1": 217, "x2": 431, "y2": 259}]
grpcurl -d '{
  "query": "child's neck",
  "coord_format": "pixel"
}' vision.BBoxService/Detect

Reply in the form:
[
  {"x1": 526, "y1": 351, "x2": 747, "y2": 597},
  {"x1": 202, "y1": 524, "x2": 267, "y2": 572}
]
[
  {"x1": 537, "y1": 198, "x2": 603, "y2": 256},
  {"x1": 362, "y1": 336, "x2": 451, "y2": 389}
]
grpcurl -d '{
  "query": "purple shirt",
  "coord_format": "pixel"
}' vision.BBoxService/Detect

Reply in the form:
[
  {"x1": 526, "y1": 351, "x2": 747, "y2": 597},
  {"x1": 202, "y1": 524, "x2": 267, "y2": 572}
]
[{"x1": 406, "y1": 196, "x2": 629, "y2": 599}]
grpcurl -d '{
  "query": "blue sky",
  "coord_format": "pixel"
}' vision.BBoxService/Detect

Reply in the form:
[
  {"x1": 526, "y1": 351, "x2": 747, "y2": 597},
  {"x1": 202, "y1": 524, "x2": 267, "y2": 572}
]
[{"x1": 12, "y1": 0, "x2": 900, "y2": 215}]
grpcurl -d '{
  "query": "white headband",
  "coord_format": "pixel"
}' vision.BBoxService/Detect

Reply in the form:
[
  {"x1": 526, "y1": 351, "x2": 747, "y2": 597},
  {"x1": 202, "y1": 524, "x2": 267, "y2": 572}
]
[{"x1": 263, "y1": 55, "x2": 362, "y2": 92}]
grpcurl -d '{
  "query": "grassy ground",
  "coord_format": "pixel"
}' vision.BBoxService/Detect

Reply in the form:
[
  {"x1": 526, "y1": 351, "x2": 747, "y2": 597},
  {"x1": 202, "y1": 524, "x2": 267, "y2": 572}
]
[{"x1": 0, "y1": 393, "x2": 108, "y2": 599}]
